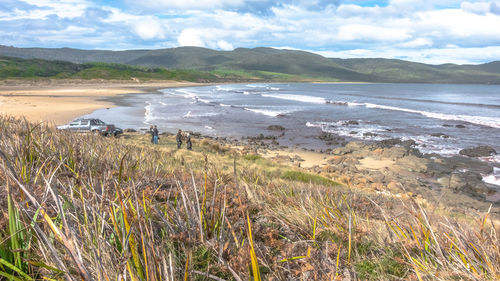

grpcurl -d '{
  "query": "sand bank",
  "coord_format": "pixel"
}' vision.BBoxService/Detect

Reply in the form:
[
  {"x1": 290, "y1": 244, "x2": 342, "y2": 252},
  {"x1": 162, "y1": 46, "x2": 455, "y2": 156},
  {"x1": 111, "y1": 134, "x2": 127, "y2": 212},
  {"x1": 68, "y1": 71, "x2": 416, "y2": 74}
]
[{"x1": 0, "y1": 80, "x2": 206, "y2": 125}]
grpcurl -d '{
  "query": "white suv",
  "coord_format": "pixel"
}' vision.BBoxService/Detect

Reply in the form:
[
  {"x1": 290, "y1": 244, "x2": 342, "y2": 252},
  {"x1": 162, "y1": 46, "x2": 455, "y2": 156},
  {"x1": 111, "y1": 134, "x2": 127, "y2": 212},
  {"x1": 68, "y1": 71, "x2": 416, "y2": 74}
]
[{"x1": 57, "y1": 118, "x2": 122, "y2": 136}]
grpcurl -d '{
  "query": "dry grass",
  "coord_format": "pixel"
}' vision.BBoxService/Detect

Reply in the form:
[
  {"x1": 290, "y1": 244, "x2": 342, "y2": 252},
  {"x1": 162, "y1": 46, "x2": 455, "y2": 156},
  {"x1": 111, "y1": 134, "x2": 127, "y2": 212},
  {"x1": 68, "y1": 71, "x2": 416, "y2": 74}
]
[{"x1": 0, "y1": 116, "x2": 499, "y2": 280}]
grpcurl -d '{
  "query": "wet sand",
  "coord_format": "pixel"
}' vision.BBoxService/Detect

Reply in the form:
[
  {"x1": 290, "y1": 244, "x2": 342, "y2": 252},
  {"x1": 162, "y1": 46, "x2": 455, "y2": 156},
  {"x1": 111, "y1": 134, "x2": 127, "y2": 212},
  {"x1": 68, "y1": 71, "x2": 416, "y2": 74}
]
[{"x1": 0, "y1": 80, "x2": 207, "y2": 125}]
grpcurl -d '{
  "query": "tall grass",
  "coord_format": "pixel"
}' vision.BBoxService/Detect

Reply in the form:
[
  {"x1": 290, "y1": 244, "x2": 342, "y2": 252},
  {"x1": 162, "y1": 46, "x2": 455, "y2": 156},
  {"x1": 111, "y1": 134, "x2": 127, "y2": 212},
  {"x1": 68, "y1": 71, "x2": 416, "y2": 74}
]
[{"x1": 0, "y1": 116, "x2": 498, "y2": 280}]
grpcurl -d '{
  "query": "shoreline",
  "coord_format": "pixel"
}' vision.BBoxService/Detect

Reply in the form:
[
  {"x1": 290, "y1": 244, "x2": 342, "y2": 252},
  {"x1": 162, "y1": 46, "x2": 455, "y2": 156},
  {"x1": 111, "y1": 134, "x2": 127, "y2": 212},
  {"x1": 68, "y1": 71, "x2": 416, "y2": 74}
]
[{"x1": 0, "y1": 79, "x2": 212, "y2": 125}]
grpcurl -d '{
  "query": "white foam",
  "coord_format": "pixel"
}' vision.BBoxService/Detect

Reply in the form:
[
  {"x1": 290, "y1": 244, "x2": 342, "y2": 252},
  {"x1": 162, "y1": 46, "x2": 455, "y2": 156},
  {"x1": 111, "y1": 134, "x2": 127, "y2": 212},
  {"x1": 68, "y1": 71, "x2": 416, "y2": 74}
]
[
  {"x1": 364, "y1": 103, "x2": 500, "y2": 129},
  {"x1": 483, "y1": 167, "x2": 500, "y2": 186},
  {"x1": 220, "y1": 103, "x2": 231, "y2": 107},
  {"x1": 347, "y1": 102, "x2": 364, "y2": 106},
  {"x1": 305, "y1": 121, "x2": 323, "y2": 128},
  {"x1": 307, "y1": 121, "x2": 465, "y2": 156},
  {"x1": 144, "y1": 103, "x2": 153, "y2": 123},
  {"x1": 144, "y1": 102, "x2": 166, "y2": 123},
  {"x1": 245, "y1": 108, "x2": 288, "y2": 117},
  {"x1": 270, "y1": 87, "x2": 280, "y2": 91},
  {"x1": 306, "y1": 121, "x2": 387, "y2": 141},
  {"x1": 478, "y1": 154, "x2": 500, "y2": 164},
  {"x1": 216, "y1": 85, "x2": 232, "y2": 91},
  {"x1": 205, "y1": 125, "x2": 214, "y2": 130},
  {"x1": 172, "y1": 89, "x2": 197, "y2": 98},
  {"x1": 183, "y1": 111, "x2": 220, "y2": 118},
  {"x1": 197, "y1": 98, "x2": 210, "y2": 104},
  {"x1": 262, "y1": 93, "x2": 327, "y2": 104}
]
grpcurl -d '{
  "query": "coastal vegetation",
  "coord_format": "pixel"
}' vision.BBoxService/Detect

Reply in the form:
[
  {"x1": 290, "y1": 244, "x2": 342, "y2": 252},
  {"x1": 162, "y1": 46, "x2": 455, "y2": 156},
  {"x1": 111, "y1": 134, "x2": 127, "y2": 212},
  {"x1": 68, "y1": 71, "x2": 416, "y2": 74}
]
[
  {"x1": 0, "y1": 57, "x2": 224, "y2": 82},
  {"x1": 2, "y1": 45, "x2": 500, "y2": 83},
  {"x1": 0, "y1": 57, "x2": 318, "y2": 83},
  {"x1": 1, "y1": 116, "x2": 499, "y2": 280}
]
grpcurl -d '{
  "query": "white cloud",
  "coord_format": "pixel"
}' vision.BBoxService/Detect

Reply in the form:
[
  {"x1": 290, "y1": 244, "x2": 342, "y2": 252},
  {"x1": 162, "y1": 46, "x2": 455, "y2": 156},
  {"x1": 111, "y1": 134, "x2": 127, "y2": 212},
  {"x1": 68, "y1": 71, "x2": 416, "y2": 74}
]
[
  {"x1": 337, "y1": 24, "x2": 411, "y2": 41},
  {"x1": 315, "y1": 45, "x2": 500, "y2": 64},
  {"x1": 64, "y1": 25, "x2": 95, "y2": 33},
  {"x1": 461, "y1": 1, "x2": 500, "y2": 15},
  {"x1": 130, "y1": 0, "x2": 244, "y2": 10},
  {"x1": 398, "y1": 37, "x2": 433, "y2": 48},
  {"x1": 18, "y1": 0, "x2": 89, "y2": 18},
  {"x1": 133, "y1": 17, "x2": 165, "y2": 40},
  {"x1": 461, "y1": 1, "x2": 492, "y2": 14},
  {"x1": 417, "y1": 8, "x2": 500, "y2": 39},
  {"x1": 177, "y1": 29, "x2": 206, "y2": 47},
  {"x1": 217, "y1": 40, "x2": 233, "y2": 50}
]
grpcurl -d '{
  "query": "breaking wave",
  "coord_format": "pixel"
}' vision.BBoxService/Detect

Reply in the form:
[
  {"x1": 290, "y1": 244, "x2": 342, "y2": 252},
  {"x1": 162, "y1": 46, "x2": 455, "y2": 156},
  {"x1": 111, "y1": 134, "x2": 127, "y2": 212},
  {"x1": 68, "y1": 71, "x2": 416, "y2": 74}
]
[
  {"x1": 244, "y1": 108, "x2": 288, "y2": 117},
  {"x1": 364, "y1": 103, "x2": 500, "y2": 129}
]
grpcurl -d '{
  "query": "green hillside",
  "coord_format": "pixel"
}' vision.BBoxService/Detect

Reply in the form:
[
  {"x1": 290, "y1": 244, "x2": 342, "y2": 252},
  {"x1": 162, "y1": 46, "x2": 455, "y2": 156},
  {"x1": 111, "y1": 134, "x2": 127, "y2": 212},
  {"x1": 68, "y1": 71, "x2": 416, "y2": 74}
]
[
  {"x1": 331, "y1": 58, "x2": 500, "y2": 84},
  {"x1": 0, "y1": 56, "x2": 250, "y2": 82},
  {"x1": 1, "y1": 45, "x2": 500, "y2": 83}
]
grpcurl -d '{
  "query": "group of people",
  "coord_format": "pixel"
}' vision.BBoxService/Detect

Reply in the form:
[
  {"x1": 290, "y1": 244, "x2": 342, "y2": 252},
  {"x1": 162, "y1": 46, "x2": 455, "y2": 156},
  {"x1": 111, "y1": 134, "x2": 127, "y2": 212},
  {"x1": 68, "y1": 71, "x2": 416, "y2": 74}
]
[
  {"x1": 176, "y1": 129, "x2": 192, "y2": 150},
  {"x1": 149, "y1": 125, "x2": 192, "y2": 150}
]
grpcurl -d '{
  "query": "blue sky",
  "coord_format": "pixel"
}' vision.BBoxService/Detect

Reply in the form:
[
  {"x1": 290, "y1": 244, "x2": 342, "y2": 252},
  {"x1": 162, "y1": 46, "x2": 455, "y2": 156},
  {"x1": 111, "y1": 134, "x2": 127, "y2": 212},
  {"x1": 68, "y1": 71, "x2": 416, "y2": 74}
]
[{"x1": 1, "y1": 0, "x2": 500, "y2": 64}]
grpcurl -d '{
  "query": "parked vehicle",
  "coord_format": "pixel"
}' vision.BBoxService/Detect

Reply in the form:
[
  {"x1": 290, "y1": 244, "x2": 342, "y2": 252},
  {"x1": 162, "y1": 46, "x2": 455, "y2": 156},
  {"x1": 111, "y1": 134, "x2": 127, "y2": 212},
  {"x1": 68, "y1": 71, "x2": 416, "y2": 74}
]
[{"x1": 57, "y1": 118, "x2": 122, "y2": 136}]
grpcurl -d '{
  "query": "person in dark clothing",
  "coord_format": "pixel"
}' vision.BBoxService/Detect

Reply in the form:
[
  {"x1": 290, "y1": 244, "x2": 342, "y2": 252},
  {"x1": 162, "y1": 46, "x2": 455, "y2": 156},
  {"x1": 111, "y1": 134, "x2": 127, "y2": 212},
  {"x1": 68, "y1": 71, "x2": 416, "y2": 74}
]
[
  {"x1": 176, "y1": 129, "x2": 183, "y2": 148},
  {"x1": 186, "y1": 133, "x2": 192, "y2": 150},
  {"x1": 149, "y1": 125, "x2": 154, "y2": 143},
  {"x1": 152, "y1": 125, "x2": 159, "y2": 144}
]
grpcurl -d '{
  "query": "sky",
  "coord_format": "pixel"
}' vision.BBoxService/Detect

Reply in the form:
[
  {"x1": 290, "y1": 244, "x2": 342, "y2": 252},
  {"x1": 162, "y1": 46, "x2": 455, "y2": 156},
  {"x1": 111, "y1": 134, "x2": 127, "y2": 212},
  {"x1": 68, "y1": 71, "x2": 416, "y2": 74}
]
[{"x1": 1, "y1": 0, "x2": 500, "y2": 64}]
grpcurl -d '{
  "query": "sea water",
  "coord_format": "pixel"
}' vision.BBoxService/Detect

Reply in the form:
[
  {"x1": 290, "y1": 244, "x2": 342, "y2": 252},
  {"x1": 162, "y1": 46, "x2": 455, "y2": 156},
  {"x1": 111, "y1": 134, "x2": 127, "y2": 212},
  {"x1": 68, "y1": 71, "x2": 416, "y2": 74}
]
[{"x1": 84, "y1": 83, "x2": 500, "y2": 185}]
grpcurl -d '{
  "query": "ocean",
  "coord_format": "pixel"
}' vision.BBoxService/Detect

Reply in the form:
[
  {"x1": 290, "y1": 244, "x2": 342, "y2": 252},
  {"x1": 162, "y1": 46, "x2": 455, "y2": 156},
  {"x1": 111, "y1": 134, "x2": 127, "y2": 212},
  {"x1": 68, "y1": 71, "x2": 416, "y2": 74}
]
[{"x1": 85, "y1": 83, "x2": 500, "y2": 185}]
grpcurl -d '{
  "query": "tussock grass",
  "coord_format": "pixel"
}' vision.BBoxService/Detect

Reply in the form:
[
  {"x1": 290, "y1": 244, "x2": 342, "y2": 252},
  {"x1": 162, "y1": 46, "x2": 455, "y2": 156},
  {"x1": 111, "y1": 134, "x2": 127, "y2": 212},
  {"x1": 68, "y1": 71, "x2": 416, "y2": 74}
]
[
  {"x1": 0, "y1": 116, "x2": 499, "y2": 280},
  {"x1": 281, "y1": 170, "x2": 340, "y2": 187}
]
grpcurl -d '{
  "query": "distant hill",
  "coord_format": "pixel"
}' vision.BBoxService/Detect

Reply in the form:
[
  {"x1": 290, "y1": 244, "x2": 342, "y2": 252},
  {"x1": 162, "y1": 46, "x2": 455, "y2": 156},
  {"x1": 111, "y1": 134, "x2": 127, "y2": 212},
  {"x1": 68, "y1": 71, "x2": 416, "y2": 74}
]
[
  {"x1": 1, "y1": 45, "x2": 500, "y2": 83},
  {"x1": 331, "y1": 58, "x2": 500, "y2": 84},
  {"x1": 0, "y1": 57, "x2": 224, "y2": 82}
]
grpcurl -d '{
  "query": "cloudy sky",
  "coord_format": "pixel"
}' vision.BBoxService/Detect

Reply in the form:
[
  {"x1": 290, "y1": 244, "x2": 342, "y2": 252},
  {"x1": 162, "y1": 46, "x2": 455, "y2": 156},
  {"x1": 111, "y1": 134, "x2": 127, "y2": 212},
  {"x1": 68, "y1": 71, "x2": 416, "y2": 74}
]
[{"x1": 1, "y1": 0, "x2": 500, "y2": 64}]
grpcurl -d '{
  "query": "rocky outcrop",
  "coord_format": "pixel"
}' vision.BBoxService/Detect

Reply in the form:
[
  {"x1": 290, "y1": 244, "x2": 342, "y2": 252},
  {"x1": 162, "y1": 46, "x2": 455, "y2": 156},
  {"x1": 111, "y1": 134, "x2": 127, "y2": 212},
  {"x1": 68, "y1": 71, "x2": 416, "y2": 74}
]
[
  {"x1": 318, "y1": 132, "x2": 346, "y2": 146},
  {"x1": 321, "y1": 141, "x2": 499, "y2": 209},
  {"x1": 267, "y1": 125, "x2": 285, "y2": 131},
  {"x1": 459, "y1": 146, "x2": 497, "y2": 157}
]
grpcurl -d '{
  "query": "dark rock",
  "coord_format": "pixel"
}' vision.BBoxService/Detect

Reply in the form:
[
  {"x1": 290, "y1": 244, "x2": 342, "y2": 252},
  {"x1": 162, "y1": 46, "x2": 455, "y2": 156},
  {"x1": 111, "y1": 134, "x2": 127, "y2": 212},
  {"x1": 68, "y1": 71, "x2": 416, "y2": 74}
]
[
  {"x1": 363, "y1": 132, "x2": 378, "y2": 137},
  {"x1": 377, "y1": 138, "x2": 416, "y2": 148},
  {"x1": 343, "y1": 120, "x2": 359, "y2": 126},
  {"x1": 444, "y1": 156, "x2": 494, "y2": 174},
  {"x1": 326, "y1": 100, "x2": 348, "y2": 106},
  {"x1": 430, "y1": 133, "x2": 450, "y2": 139},
  {"x1": 349, "y1": 131, "x2": 357, "y2": 135},
  {"x1": 439, "y1": 171, "x2": 492, "y2": 198},
  {"x1": 442, "y1": 124, "x2": 453, "y2": 127},
  {"x1": 318, "y1": 132, "x2": 345, "y2": 145},
  {"x1": 124, "y1": 128, "x2": 136, "y2": 132},
  {"x1": 267, "y1": 125, "x2": 285, "y2": 131},
  {"x1": 455, "y1": 124, "x2": 466, "y2": 128},
  {"x1": 426, "y1": 161, "x2": 454, "y2": 177},
  {"x1": 459, "y1": 146, "x2": 497, "y2": 157},
  {"x1": 319, "y1": 132, "x2": 335, "y2": 141}
]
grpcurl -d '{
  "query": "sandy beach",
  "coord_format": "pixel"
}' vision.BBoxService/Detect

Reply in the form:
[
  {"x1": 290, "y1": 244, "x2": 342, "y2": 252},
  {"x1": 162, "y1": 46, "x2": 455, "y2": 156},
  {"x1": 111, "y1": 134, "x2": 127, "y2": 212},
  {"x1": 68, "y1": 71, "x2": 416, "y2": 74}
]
[{"x1": 0, "y1": 80, "x2": 206, "y2": 125}]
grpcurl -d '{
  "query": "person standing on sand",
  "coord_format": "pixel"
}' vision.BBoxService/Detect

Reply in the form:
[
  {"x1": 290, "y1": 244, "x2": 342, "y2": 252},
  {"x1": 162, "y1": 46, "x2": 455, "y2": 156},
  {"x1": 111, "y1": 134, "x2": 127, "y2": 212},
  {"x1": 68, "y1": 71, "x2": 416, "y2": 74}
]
[
  {"x1": 153, "y1": 125, "x2": 159, "y2": 144},
  {"x1": 186, "y1": 133, "x2": 192, "y2": 150},
  {"x1": 176, "y1": 129, "x2": 183, "y2": 148}
]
